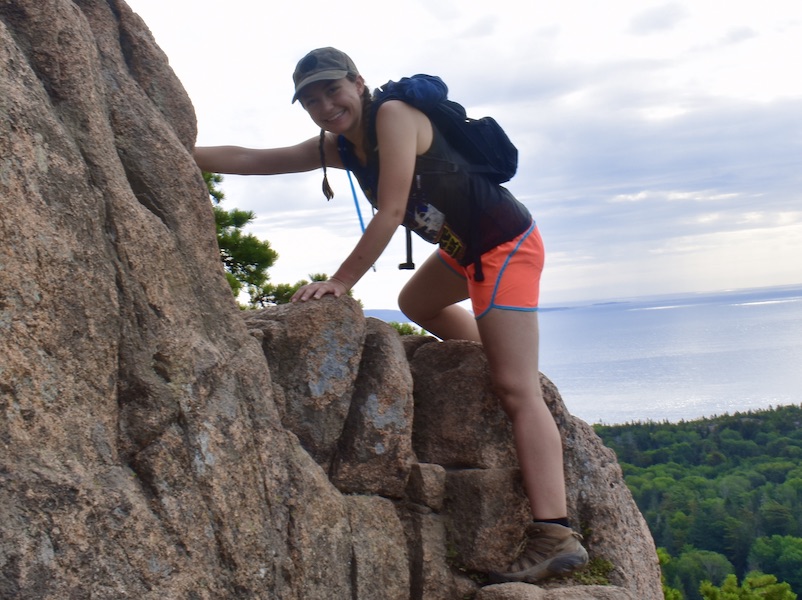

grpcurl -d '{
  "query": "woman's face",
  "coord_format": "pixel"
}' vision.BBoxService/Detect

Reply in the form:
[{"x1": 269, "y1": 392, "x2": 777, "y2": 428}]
[{"x1": 298, "y1": 76, "x2": 365, "y2": 136}]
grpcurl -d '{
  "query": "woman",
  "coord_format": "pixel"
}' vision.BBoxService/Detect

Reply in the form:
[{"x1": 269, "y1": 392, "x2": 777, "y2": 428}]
[{"x1": 194, "y1": 47, "x2": 588, "y2": 583}]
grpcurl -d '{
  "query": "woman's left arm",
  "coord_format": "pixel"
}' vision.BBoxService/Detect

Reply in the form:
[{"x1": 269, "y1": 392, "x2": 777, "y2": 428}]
[{"x1": 292, "y1": 101, "x2": 428, "y2": 302}]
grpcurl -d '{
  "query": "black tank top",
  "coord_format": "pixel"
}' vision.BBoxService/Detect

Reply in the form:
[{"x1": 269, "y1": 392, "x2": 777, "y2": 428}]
[{"x1": 337, "y1": 123, "x2": 532, "y2": 268}]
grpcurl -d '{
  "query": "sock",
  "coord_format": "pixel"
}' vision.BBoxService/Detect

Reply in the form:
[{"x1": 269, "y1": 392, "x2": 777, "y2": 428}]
[{"x1": 534, "y1": 517, "x2": 570, "y2": 528}]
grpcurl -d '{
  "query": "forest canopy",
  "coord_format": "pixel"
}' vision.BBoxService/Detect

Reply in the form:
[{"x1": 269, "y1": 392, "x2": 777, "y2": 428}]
[{"x1": 594, "y1": 404, "x2": 802, "y2": 600}]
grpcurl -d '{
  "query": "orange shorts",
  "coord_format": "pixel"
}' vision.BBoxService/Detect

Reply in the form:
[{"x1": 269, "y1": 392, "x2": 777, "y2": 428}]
[{"x1": 438, "y1": 221, "x2": 545, "y2": 319}]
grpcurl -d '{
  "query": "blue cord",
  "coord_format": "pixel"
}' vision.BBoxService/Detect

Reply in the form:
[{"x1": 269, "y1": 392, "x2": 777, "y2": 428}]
[
  {"x1": 345, "y1": 168, "x2": 376, "y2": 271},
  {"x1": 346, "y1": 168, "x2": 366, "y2": 234}
]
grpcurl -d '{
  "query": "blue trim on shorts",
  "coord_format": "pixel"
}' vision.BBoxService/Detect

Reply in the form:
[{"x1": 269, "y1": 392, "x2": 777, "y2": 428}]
[
  {"x1": 476, "y1": 220, "x2": 539, "y2": 320},
  {"x1": 436, "y1": 251, "x2": 467, "y2": 279},
  {"x1": 477, "y1": 305, "x2": 539, "y2": 319}
]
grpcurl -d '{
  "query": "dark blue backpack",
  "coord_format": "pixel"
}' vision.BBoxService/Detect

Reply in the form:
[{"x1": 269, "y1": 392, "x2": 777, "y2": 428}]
[
  {"x1": 342, "y1": 74, "x2": 518, "y2": 274},
  {"x1": 370, "y1": 74, "x2": 518, "y2": 183}
]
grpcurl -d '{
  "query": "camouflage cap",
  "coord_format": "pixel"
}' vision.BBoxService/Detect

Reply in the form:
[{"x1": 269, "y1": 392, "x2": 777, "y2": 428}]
[{"x1": 292, "y1": 47, "x2": 359, "y2": 103}]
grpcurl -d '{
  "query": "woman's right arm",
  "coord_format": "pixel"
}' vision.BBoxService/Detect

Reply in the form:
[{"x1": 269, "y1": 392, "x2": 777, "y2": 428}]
[{"x1": 193, "y1": 135, "x2": 338, "y2": 175}]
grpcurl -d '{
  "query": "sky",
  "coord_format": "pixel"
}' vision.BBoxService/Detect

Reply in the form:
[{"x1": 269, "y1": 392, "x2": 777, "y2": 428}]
[{"x1": 125, "y1": 0, "x2": 802, "y2": 309}]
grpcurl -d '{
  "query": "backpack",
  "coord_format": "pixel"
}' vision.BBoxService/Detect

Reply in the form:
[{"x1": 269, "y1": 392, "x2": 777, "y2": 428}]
[{"x1": 370, "y1": 74, "x2": 518, "y2": 183}]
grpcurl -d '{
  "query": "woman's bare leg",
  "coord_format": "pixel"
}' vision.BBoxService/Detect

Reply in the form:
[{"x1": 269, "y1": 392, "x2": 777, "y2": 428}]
[
  {"x1": 400, "y1": 252, "x2": 565, "y2": 517},
  {"x1": 398, "y1": 252, "x2": 480, "y2": 342},
  {"x1": 400, "y1": 253, "x2": 585, "y2": 581},
  {"x1": 481, "y1": 310, "x2": 589, "y2": 584},
  {"x1": 477, "y1": 308, "x2": 567, "y2": 519}
]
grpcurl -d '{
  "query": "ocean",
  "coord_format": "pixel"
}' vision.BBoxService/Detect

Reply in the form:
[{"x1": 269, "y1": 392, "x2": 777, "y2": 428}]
[
  {"x1": 366, "y1": 284, "x2": 802, "y2": 426},
  {"x1": 538, "y1": 284, "x2": 802, "y2": 425}
]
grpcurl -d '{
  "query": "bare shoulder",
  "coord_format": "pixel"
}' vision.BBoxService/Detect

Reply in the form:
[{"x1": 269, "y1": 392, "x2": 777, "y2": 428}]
[
  {"x1": 376, "y1": 99, "x2": 424, "y2": 122},
  {"x1": 375, "y1": 100, "x2": 432, "y2": 154}
]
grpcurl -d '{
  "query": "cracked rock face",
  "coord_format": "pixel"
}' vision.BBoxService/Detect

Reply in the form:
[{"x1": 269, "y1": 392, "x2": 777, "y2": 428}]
[
  {"x1": 0, "y1": 2, "x2": 663, "y2": 598},
  {"x1": 1, "y1": 1, "x2": 302, "y2": 597}
]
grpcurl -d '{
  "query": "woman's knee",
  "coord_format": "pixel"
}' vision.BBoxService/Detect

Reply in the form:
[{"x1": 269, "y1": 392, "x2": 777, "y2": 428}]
[
  {"x1": 397, "y1": 272, "x2": 449, "y2": 323},
  {"x1": 398, "y1": 281, "x2": 424, "y2": 322},
  {"x1": 490, "y1": 371, "x2": 544, "y2": 416},
  {"x1": 494, "y1": 383, "x2": 525, "y2": 417}
]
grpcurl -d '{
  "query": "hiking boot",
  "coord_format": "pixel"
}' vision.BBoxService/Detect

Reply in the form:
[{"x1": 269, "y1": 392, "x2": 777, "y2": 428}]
[{"x1": 489, "y1": 522, "x2": 589, "y2": 584}]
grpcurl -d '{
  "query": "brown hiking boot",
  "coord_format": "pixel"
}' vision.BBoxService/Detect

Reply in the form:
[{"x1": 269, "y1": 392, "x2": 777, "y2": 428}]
[{"x1": 489, "y1": 522, "x2": 589, "y2": 584}]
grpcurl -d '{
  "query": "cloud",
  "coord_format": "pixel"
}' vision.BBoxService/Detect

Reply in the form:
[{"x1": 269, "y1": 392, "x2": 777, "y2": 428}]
[
  {"x1": 721, "y1": 27, "x2": 758, "y2": 45},
  {"x1": 126, "y1": 0, "x2": 802, "y2": 307},
  {"x1": 628, "y1": 2, "x2": 688, "y2": 35}
]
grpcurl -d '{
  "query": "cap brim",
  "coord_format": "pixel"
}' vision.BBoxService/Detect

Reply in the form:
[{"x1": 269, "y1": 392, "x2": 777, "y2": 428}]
[{"x1": 292, "y1": 69, "x2": 349, "y2": 102}]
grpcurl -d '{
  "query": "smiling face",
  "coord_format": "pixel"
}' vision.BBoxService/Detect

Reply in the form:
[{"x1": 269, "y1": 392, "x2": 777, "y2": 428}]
[{"x1": 298, "y1": 75, "x2": 366, "y2": 139}]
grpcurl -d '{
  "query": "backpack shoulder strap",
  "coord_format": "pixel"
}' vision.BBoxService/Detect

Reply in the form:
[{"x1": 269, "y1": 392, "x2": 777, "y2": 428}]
[{"x1": 369, "y1": 74, "x2": 449, "y2": 147}]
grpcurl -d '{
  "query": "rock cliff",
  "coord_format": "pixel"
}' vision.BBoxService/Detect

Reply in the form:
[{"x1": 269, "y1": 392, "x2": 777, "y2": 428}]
[{"x1": 0, "y1": 1, "x2": 663, "y2": 598}]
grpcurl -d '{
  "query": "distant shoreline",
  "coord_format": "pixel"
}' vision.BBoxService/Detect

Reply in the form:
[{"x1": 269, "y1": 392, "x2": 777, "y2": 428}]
[{"x1": 364, "y1": 282, "x2": 802, "y2": 323}]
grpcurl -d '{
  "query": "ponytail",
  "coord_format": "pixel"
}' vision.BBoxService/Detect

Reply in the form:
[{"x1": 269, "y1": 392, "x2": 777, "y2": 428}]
[{"x1": 319, "y1": 129, "x2": 334, "y2": 200}]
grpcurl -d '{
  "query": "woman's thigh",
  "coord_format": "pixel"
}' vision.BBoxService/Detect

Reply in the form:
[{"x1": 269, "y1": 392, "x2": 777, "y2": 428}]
[
  {"x1": 477, "y1": 307, "x2": 541, "y2": 399},
  {"x1": 398, "y1": 251, "x2": 470, "y2": 321}
]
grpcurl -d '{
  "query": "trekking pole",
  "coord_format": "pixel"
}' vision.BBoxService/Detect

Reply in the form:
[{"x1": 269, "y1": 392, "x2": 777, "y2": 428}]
[{"x1": 398, "y1": 228, "x2": 415, "y2": 270}]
